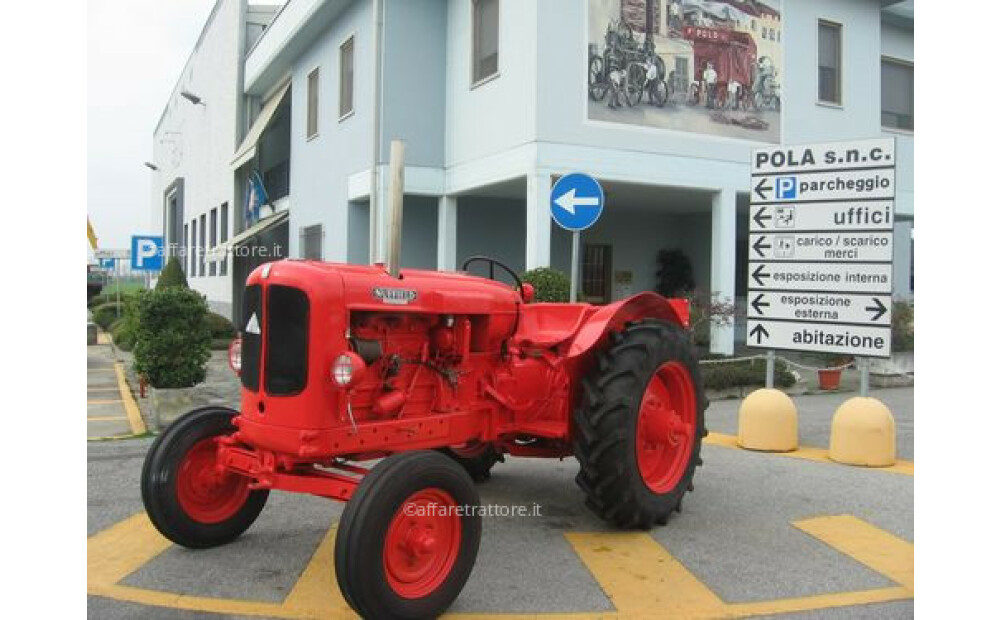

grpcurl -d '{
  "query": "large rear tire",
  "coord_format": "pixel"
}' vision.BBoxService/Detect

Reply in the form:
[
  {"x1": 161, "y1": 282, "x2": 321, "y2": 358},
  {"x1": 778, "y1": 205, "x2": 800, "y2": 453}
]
[
  {"x1": 573, "y1": 319, "x2": 706, "y2": 529},
  {"x1": 335, "y1": 451, "x2": 481, "y2": 620},
  {"x1": 141, "y1": 407, "x2": 269, "y2": 549}
]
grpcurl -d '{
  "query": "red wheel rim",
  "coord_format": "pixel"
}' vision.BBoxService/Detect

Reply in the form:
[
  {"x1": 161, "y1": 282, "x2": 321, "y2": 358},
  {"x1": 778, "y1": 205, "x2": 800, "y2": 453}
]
[
  {"x1": 635, "y1": 361, "x2": 697, "y2": 493},
  {"x1": 383, "y1": 488, "x2": 462, "y2": 599},
  {"x1": 175, "y1": 437, "x2": 250, "y2": 524}
]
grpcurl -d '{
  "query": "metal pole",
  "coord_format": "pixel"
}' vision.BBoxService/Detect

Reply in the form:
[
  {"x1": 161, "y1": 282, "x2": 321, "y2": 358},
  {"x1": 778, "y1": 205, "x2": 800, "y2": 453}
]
[
  {"x1": 859, "y1": 357, "x2": 870, "y2": 396},
  {"x1": 115, "y1": 260, "x2": 121, "y2": 318},
  {"x1": 765, "y1": 349, "x2": 775, "y2": 389},
  {"x1": 385, "y1": 140, "x2": 405, "y2": 278},
  {"x1": 570, "y1": 231, "x2": 580, "y2": 302}
]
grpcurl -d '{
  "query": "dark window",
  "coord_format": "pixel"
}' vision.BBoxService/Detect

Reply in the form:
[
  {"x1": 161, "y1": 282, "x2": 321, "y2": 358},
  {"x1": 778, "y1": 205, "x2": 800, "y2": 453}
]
[
  {"x1": 241, "y1": 285, "x2": 262, "y2": 392},
  {"x1": 266, "y1": 285, "x2": 309, "y2": 395},
  {"x1": 582, "y1": 244, "x2": 612, "y2": 303},
  {"x1": 340, "y1": 37, "x2": 354, "y2": 118},
  {"x1": 881, "y1": 58, "x2": 913, "y2": 130},
  {"x1": 301, "y1": 224, "x2": 323, "y2": 260},
  {"x1": 307, "y1": 68, "x2": 319, "y2": 138},
  {"x1": 183, "y1": 223, "x2": 189, "y2": 274},
  {"x1": 220, "y1": 203, "x2": 229, "y2": 276},
  {"x1": 209, "y1": 208, "x2": 218, "y2": 277},
  {"x1": 818, "y1": 20, "x2": 842, "y2": 104},
  {"x1": 472, "y1": 0, "x2": 499, "y2": 84},
  {"x1": 199, "y1": 214, "x2": 206, "y2": 277},
  {"x1": 190, "y1": 218, "x2": 198, "y2": 275}
]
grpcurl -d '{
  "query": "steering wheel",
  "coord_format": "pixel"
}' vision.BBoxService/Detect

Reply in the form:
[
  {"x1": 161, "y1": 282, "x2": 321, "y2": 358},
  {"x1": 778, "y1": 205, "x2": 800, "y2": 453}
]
[{"x1": 461, "y1": 256, "x2": 526, "y2": 301}]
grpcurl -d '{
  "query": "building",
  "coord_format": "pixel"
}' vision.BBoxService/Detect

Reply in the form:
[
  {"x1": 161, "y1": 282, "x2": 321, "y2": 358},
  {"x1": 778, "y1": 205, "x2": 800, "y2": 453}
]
[{"x1": 151, "y1": 0, "x2": 914, "y2": 355}]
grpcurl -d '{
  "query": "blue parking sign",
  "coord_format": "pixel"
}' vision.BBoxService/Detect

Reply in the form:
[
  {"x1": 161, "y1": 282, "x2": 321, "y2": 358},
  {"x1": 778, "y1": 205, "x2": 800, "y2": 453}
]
[{"x1": 131, "y1": 235, "x2": 164, "y2": 271}]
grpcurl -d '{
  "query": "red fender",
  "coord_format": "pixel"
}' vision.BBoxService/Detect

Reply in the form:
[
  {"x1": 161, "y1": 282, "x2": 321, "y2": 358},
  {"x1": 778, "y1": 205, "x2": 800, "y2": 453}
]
[{"x1": 566, "y1": 292, "x2": 689, "y2": 359}]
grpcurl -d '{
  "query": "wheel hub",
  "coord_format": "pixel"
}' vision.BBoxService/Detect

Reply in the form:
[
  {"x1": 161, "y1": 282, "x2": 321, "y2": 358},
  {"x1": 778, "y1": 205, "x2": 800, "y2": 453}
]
[
  {"x1": 636, "y1": 361, "x2": 697, "y2": 493},
  {"x1": 384, "y1": 488, "x2": 462, "y2": 599},
  {"x1": 176, "y1": 437, "x2": 251, "y2": 524}
]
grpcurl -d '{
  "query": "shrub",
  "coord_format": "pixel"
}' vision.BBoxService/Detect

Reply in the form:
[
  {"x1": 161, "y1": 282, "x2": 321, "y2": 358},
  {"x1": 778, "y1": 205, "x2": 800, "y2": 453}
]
[
  {"x1": 687, "y1": 290, "x2": 736, "y2": 347},
  {"x1": 92, "y1": 302, "x2": 123, "y2": 330},
  {"x1": 891, "y1": 300, "x2": 914, "y2": 352},
  {"x1": 155, "y1": 256, "x2": 189, "y2": 290},
  {"x1": 700, "y1": 356, "x2": 795, "y2": 390},
  {"x1": 205, "y1": 312, "x2": 237, "y2": 340},
  {"x1": 133, "y1": 288, "x2": 211, "y2": 389},
  {"x1": 655, "y1": 249, "x2": 695, "y2": 298},
  {"x1": 520, "y1": 267, "x2": 571, "y2": 303},
  {"x1": 88, "y1": 291, "x2": 136, "y2": 309}
]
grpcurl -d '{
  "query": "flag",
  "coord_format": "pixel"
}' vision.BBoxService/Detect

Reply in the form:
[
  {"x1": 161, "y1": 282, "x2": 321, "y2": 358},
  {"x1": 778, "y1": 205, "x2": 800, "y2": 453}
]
[
  {"x1": 246, "y1": 170, "x2": 270, "y2": 225},
  {"x1": 87, "y1": 217, "x2": 98, "y2": 250}
]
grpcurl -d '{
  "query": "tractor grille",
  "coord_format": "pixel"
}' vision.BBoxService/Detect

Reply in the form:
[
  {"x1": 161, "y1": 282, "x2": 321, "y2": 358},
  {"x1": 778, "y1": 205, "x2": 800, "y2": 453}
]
[
  {"x1": 240, "y1": 285, "x2": 262, "y2": 392},
  {"x1": 265, "y1": 285, "x2": 309, "y2": 395}
]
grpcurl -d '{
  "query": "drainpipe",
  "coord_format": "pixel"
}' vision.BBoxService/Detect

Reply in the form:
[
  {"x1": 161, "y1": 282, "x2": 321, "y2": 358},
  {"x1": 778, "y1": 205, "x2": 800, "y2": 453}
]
[{"x1": 369, "y1": 0, "x2": 385, "y2": 263}]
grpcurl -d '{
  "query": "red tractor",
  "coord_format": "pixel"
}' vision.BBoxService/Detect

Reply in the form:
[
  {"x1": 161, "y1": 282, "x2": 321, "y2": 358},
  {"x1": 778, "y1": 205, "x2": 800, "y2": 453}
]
[{"x1": 141, "y1": 254, "x2": 706, "y2": 618}]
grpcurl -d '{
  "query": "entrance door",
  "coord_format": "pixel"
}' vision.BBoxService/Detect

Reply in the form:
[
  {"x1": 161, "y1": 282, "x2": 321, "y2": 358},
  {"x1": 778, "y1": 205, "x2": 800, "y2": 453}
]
[{"x1": 581, "y1": 244, "x2": 613, "y2": 304}]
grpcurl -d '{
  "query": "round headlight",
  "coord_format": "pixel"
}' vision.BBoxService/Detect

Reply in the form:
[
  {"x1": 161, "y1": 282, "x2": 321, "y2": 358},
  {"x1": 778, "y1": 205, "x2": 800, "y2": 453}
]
[
  {"x1": 332, "y1": 351, "x2": 366, "y2": 388},
  {"x1": 228, "y1": 338, "x2": 242, "y2": 374}
]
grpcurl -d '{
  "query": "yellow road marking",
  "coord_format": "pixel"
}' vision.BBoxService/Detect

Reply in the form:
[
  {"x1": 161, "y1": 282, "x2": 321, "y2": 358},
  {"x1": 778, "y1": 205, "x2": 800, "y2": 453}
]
[
  {"x1": 705, "y1": 432, "x2": 914, "y2": 476},
  {"x1": 794, "y1": 515, "x2": 913, "y2": 592},
  {"x1": 114, "y1": 362, "x2": 147, "y2": 435},
  {"x1": 88, "y1": 399, "x2": 124, "y2": 405},
  {"x1": 98, "y1": 332, "x2": 112, "y2": 345},
  {"x1": 88, "y1": 513, "x2": 173, "y2": 590},
  {"x1": 88, "y1": 416, "x2": 128, "y2": 422},
  {"x1": 282, "y1": 525, "x2": 353, "y2": 614}
]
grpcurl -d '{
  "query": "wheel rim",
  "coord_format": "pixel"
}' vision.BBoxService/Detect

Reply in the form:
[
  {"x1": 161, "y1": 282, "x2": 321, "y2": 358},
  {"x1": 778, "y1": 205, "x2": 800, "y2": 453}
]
[
  {"x1": 384, "y1": 488, "x2": 462, "y2": 599},
  {"x1": 175, "y1": 437, "x2": 250, "y2": 524},
  {"x1": 635, "y1": 361, "x2": 697, "y2": 493}
]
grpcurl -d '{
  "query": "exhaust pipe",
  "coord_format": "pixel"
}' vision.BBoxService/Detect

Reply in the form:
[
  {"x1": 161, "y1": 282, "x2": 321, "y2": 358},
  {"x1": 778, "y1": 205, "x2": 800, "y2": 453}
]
[{"x1": 386, "y1": 139, "x2": 405, "y2": 278}]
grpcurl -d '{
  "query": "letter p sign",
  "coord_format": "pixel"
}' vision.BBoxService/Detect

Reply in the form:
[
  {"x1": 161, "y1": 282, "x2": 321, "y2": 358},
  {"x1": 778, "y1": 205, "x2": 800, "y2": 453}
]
[
  {"x1": 131, "y1": 235, "x2": 164, "y2": 271},
  {"x1": 776, "y1": 177, "x2": 797, "y2": 200}
]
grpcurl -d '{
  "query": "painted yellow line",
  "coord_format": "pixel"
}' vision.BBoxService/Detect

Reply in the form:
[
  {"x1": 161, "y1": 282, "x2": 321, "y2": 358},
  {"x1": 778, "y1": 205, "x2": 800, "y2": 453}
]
[
  {"x1": 565, "y1": 531, "x2": 725, "y2": 616},
  {"x1": 114, "y1": 362, "x2": 147, "y2": 435},
  {"x1": 88, "y1": 513, "x2": 172, "y2": 589},
  {"x1": 795, "y1": 515, "x2": 913, "y2": 592},
  {"x1": 88, "y1": 399, "x2": 124, "y2": 405},
  {"x1": 705, "y1": 432, "x2": 914, "y2": 476},
  {"x1": 727, "y1": 586, "x2": 911, "y2": 617},
  {"x1": 98, "y1": 332, "x2": 112, "y2": 345},
  {"x1": 281, "y1": 525, "x2": 353, "y2": 614},
  {"x1": 88, "y1": 416, "x2": 128, "y2": 422}
]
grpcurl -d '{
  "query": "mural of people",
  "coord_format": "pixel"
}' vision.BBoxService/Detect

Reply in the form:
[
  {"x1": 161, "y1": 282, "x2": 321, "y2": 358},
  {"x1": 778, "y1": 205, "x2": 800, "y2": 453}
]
[{"x1": 587, "y1": 0, "x2": 782, "y2": 143}]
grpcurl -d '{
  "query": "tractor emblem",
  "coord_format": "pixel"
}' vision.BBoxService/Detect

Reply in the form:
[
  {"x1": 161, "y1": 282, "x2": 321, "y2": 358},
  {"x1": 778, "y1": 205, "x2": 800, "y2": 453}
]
[{"x1": 372, "y1": 287, "x2": 417, "y2": 305}]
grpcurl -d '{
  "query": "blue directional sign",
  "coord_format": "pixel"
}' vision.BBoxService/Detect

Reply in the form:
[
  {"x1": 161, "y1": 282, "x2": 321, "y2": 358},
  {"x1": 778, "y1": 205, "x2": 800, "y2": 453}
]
[
  {"x1": 550, "y1": 173, "x2": 604, "y2": 231},
  {"x1": 99, "y1": 258, "x2": 116, "y2": 270},
  {"x1": 131, "y1": 235, "x2": 164, "y2": 271}
]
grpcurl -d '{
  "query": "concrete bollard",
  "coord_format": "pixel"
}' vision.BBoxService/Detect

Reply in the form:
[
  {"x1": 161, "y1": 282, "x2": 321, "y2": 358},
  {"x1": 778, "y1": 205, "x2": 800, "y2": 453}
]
[
  {"x1": 737, "y1": 388, "x2": 798, "y2": 452},
  {"x1": 829, "y1": 397, "x2": 896, "y2": 467}
]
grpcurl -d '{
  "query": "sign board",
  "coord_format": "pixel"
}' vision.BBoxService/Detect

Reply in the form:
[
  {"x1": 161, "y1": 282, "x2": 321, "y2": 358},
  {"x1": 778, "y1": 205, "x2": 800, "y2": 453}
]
[
  {"x1": 131, "y1": 235, "x2": 164, "y2": 271},
  {"x1": 94, "y1": 249, "x2": 130, "y2": 260},
  {"x1": 746, "y1": 138, "x2": 895, "y2": 358},
  {"x1": 550, "y1": 173, "x2": 604, "y2": 231},
  {"x1": 99, "y1": 258, "x2": 117, "y2": 270}
]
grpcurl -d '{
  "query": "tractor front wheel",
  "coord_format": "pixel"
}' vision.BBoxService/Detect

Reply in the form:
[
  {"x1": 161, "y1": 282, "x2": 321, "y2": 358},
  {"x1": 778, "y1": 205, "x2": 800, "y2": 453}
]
[
  {"x1": 335, "y1": 451, "x2": 481, "y2": 620},
  {"x1": 141, "y1": 407, "x2": 269, "y2": 548},
  {"x1": 573, "y1": 319, "x2": 706, "y2": 528}
]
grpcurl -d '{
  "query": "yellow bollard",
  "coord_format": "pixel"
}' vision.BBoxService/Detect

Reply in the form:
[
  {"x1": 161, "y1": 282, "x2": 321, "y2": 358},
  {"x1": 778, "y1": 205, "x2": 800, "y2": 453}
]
[
  {"x1": 737, "y1": 388, "x2": 798, "y2": 452},
  {"x1": 829, "y1": 397, "x2": 896, "y2": 467}
]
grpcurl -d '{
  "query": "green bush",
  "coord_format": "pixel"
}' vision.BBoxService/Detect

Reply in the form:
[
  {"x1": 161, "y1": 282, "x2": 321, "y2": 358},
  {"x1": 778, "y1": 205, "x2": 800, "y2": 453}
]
[
  {"x1": 700, "y1": 356, "x2": 795, "y2": 390},
  {"x1": 520, "y1": 267, "x2": 570, "y2": 302},
  {"x1": 891, "y1": 300, "x2": 913, "y2": 352},
  {"x1": 88, "y1": 291, "x2": 136, "y2": 309},
  {"x1": 655, "y1": 249, "x2": 695, "y2": 298},
  {"x1": 112, "y1": 320, "x2": 138, "y2": 351},
  {"x1": 133, "y1": 288, "x2": 211, "y2": 388},
  {"x1": 155, "y1": 256, "x2": 189, "y2": 290},
  {"x1": 92, "y1": 302, "x2": 123, "y2": 330},
  {"x1": 205, "y1": 312, "x2": 237, "y2": 340}
]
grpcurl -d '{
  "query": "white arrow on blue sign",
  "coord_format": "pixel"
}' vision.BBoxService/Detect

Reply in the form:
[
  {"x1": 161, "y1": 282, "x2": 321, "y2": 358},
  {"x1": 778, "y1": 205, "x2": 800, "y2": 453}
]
[
  {"x1": 131, "y1": 235, "x2": 164, "y2": 271},
  {"x1": 550, "y1": 173, "x2": 604, "y2": 231}
]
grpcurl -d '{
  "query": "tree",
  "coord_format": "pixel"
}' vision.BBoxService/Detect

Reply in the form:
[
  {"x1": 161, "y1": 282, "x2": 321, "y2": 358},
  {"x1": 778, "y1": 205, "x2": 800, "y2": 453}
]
[
  {"x1": 155, "y1": 256, "x2": 189, "y2": 290},
  {"x1": 655, "y1": 249, "x2": 695, "y2": 298}
]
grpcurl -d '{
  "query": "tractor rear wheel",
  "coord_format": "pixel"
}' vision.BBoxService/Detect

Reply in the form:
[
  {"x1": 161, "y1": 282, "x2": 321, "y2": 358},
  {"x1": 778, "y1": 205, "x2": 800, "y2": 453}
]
[
  {"x1": 335, "y1": 451, "x2": 481, "y2": 620},
  {"x1": 141, "y1": 407, "x2": 269, "y2": 549},
  {"x1": 438, "y1": 441, "x2": 501, "y2": 482},
  {"x1": 573, "y1": 319, "x2": 706, "y2": 529}
]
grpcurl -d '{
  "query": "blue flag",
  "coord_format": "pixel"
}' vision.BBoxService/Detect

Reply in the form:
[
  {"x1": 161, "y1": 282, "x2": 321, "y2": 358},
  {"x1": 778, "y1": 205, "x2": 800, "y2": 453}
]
[{"x1": 246, "y1": 170, "x2": 270, "y2": 225}]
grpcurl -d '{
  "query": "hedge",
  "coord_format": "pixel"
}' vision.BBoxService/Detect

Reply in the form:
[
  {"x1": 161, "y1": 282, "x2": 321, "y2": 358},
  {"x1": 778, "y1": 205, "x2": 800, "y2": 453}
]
[
  {"x1": 132, "y1": 288, "x2": 211, "y2": 388},
  {"x1": 520, "y1": 267, "x2": 570, "y2": 302},
  {"x1": 91, "y1": 302, "x2": 124, "y2": 330},
  {"x1": 205, "y1": 312, "x2": 237, "y2": 340},
  {"x1": 699, "y1": 356, "x2": 795, "y2": 390}
]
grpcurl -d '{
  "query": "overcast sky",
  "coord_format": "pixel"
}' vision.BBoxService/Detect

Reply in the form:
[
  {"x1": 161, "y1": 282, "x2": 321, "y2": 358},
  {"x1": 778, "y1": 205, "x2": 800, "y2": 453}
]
[{"x1": 87, "y1": 0, "x2": 258, "y2": 250}]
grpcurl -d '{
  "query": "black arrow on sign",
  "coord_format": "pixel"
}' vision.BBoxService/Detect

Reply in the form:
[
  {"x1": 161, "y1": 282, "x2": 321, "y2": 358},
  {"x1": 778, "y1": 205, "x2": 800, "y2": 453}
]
[
  {"x1": 752, "y1": 236, "x2": 772, "y2": 258},
  {"x1": 753, "y1": 207, "x2": 772, "y2": 228},
  {"x1": 750, "y1": 293, "x2": 769, "y2": 315},
  {"x1": 751, "y1": 264, "x2": 770, "y2": 287},
  {"x1": 865, "y1": 297, "x2": 888, "y2": 322},
  {"x1": 754, "y1": 178, "x2": 772, "y2": 201},
  {"x1": 749, "y1": 323, "x2": 770, "y2": 344}
]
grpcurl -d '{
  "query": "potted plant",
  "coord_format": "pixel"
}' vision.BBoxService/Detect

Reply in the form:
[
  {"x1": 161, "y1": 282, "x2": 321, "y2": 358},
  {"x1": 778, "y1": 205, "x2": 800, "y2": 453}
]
[{"x1": 817, "y1": 354, "x2": 852, "y2": 390}]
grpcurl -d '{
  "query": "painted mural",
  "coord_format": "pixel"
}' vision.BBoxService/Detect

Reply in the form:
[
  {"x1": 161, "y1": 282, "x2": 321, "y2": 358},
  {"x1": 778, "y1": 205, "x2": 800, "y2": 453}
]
[{"x1": 587, "y1": 0, "x2": 782, "y2": 142}]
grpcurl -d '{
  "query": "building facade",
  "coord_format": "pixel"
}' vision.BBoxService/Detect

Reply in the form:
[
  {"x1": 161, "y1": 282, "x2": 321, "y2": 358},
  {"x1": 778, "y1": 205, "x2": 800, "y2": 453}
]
[{"x1": 152, "y1": 0, "x2": 914, "y2": 354}]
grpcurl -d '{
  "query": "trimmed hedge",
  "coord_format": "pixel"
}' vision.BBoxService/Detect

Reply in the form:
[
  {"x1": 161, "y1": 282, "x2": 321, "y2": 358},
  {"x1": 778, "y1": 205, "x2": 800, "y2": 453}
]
[
  {"x1": 520, "y1": 267, "x2": 571, "y2": 303},
  {"x1": 205, "y1": 312, "x2": 237, "y2": 340},
  {"x1": 155, "y1": 256, "x2": 189, "y2": 290},
  {"x1": 88, "y1": 291, "x2": 135, "y2": 309},
  {"x1": 133, "y1": 288, "x2": 211, "y2": 388},
  {"x1": 92, "y1": 302, "x2": 123, "y2": 330},
  {"x1": 700, "y1": 356, "x2": 795, "y2": 390}
]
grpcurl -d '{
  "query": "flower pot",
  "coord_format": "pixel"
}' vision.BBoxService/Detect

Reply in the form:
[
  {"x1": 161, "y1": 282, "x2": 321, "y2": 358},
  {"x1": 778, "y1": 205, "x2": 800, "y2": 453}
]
[{"x1": 817, "y1": 368, "x2": 842, "y2": 391}]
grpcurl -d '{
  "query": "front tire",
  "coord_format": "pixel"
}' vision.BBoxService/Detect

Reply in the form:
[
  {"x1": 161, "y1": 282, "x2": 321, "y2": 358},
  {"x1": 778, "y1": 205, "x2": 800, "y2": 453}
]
[
  {"x1": 573, "y1": 319, "x2": 706, "y2": 529},
  {"x1": 141, "y1": 407, "x2": 269, "y2": 549},
  {"x1": 335, "y1": 451, "x2": 482, "y2": 620}
]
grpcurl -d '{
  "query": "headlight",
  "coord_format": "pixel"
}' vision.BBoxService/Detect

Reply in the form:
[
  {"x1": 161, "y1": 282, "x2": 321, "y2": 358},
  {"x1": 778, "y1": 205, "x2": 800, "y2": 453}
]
[
  {"x1": 228, "y1": 338, "x2": 242, "y2": 374},
  {"x1": 332, "y1": 351, "x2": 366, "y2": 388}
]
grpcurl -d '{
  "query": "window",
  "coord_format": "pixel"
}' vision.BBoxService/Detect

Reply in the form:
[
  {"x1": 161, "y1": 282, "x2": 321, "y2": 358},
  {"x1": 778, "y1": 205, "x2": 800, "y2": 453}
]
[
  {"x1": 190, "y1": 218, "x2": 198, "y2": 275},
  {"x1": 472, "y1": 0, "x2": 499, "y2": 85},
  {"x1": 818, "y1": 20, "x2": 842, "y2": 104},
  {"x1": 209, "y1": 208, "x2": 218, "y2": 276},
  {"x1": 582, "y1": 244, "x2": 612, "y2": 303},
  {"x1": 340, "y1": 37, "x2": 354, "y2": 118},
  {"x1": 183, "y1": 223, "x2": 189, "y2": 274},
  {"x1": 220, "y1": 203, "x2": 229, "y2": 276},
  {"x1": 301, "y1": 224, "x2": 323, "y2": 260},
  {"x1": 199, "y1": 214, "x2": 207, "y2": 277},
  {"x1": 881, "y1": 58, "x2": 913, "y2": 130},
  {"x1": 306, "y1": 68, "x2": 319, "y2": 138}
]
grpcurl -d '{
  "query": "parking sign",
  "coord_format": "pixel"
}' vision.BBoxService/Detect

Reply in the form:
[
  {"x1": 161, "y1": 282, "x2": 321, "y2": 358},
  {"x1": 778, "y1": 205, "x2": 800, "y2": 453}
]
[{"x1": 131, "y1": 235, "x2": 164, "y2": 271}]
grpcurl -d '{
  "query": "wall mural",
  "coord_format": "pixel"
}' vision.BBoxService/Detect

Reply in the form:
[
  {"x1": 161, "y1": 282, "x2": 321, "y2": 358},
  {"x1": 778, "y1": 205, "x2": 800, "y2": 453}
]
[{"x1": 588, "y1": 0, "x2": 782, "y2": 143}]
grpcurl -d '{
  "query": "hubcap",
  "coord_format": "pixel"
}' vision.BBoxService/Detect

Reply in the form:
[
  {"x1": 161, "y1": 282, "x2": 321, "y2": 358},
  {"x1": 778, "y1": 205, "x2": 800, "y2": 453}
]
[
  {"x1": 384, "y1": 488, "x2": 462, "y2": 599},
  {"x1": 635, "y1": 361, "x2": 697, "y2": 493},
  {"x1": 175, "y1": 437, "x2": 250, "y2": 524}
]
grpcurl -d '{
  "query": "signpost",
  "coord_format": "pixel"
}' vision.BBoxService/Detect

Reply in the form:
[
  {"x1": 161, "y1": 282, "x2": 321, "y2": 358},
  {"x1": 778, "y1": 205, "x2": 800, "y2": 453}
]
[
  {"x1": 131, "y1": 235, "x2": 164, "y2": 271},
  {"x1": 550, "y1": 173, "x2": 604, "y2": 302},
  {"x1": 747, "y1": 138, "x2": 896, "y2": 392}
]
